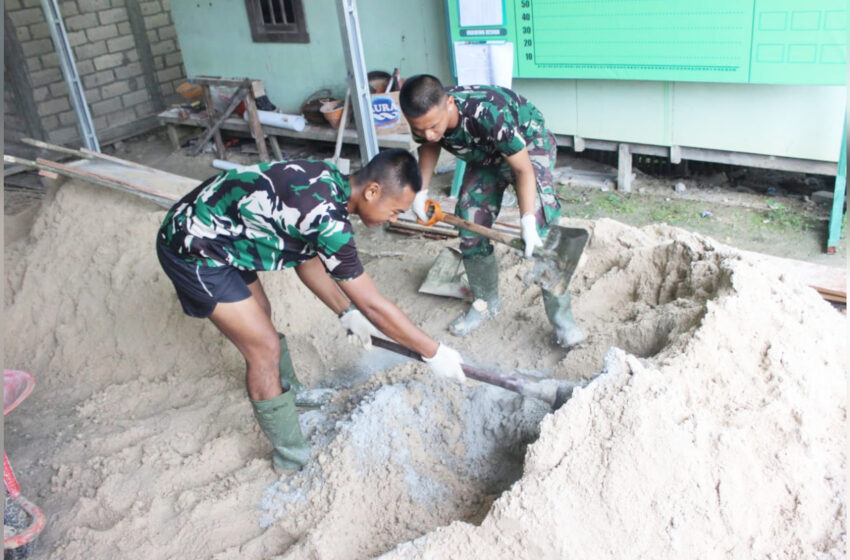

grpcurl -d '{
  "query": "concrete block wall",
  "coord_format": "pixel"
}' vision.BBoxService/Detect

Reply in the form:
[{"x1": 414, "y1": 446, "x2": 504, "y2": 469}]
[{"x1": 4, "y1": 0, "x2": 186, "y2": 151}]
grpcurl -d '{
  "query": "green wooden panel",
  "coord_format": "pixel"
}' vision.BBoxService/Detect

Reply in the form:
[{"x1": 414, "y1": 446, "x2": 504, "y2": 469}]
[
  {"x1": 515, "y1": 0, "x2": 753, "y2": 83},
  {"x1": 750, "y1": 0, "x2": 847, "y2": 84},
  {"x1": 446, "y1": 0, "x2": 847, "y2": 85}
]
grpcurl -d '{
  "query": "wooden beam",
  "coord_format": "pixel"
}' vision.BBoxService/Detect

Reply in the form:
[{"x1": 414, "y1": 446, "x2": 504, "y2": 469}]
[{"x1": 241, "y1": 89, "x2": 270, "y2": 161}]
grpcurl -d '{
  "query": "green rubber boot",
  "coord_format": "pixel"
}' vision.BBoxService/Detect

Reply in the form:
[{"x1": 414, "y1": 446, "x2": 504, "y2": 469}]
[
  {"x1": 278, "y1": 333, "x2": 305, "y2": 394},
  {"x1": 251, "y1": 390, "x2": 311, "y2": 473},
  {"x1": 450, "y1": 252, "x2": 501, "y2": 336},
  {"x1": 278, "y1": 333, "x2": 333, "y2": 408},
  {"x1": 541, "y1": 287, "x2": 585, "y2": 348}
]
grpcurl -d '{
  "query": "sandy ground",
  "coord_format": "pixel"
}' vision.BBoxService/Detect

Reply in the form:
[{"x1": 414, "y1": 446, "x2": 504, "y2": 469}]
[{"x1": 3, "y1": 140, "x2": 847, "y2": 559}]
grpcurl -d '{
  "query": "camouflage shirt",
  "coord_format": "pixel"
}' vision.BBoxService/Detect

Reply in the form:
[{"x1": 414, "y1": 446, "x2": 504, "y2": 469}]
[
  {"x1": 158, "y1": 160, "x2": 364, "y2": 281},
  {"x1": 414, "y1": 85, "x2": 548, "y2": 167}
]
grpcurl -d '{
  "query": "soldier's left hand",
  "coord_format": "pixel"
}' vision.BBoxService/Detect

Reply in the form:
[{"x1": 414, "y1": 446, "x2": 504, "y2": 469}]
[{"x1": 339, "y1": 307, "x2": 381, "y2": 350}]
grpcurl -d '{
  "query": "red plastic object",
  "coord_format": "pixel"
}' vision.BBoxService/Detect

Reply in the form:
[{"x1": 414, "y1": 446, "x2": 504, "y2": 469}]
[
  {"x1": 4, "y1": 370, "x2": 34, "y2": 415},
  {"x1": 4, "y1": 369, "x2": 46, "y2": 554}
]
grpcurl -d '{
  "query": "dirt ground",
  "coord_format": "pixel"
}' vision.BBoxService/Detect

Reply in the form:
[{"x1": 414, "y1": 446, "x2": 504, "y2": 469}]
[{"x1": 3, "y1": 130, "x2": 847, "y2": 559}]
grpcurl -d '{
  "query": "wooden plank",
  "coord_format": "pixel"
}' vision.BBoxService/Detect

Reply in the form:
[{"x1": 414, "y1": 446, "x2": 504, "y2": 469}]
[
  {"x1": 20, "y1": 138, "x2": 194, "y2": 188},
  {"x1": 811, "y1": 286, "x2": 846, "y2": 303},
  {"x1": 78, "y1": 147, "x2": 195, "y2": 184},
  {"x1": 192, "y1": 76, "x2": 253, "y2": 88},
  {"x1": 36, "y1": 157, "x2": 179, "y2": 204},
  {"x1": 157, "y1": 108, "x2": 416, "y2": 150}
]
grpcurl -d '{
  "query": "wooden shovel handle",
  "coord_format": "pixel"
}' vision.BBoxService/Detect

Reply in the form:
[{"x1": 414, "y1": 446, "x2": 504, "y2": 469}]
[
  {"x1": 369, "y1": 336, "x2": 527, "y2": 395},
  {"x1": 418, "y1": 199, "x2": 521, "y2": 248}
]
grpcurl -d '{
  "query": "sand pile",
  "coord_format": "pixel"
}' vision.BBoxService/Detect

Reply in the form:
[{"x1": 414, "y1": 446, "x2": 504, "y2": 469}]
[{"x1": 4, "y1": 175, "x2": 846, "y2": 559}]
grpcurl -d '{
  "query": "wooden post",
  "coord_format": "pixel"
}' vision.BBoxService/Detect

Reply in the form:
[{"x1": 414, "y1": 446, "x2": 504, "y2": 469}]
[
  {"x1": 670, "y1": 145, "x2": 682, "y2": 164},
  {"x1": 617, "y1": 143, "x2": 632, "y2": 192},
  {"x1": 166, "y1": 124, "x2": 181, "y2": 150},
  {"x1": 574, "y1": 135, "x2": 586, "y2": 152},
  {"x1": 241, "y1": 90, "x2": 269, "y2": 161},
  {"x1": 268, "y1": 135, "x2": 283, "y2": 161}
]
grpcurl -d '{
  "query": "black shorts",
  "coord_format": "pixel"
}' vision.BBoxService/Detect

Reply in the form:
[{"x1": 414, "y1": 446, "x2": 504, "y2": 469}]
[{"x1": 156, "y1": 241, "x2": 258, "y2": 318}]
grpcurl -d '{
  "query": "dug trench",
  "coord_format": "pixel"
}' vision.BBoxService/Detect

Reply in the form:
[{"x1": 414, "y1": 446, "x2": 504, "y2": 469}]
[{"x1": 3, "y1": 172, "x2": 845, "y2": 559}]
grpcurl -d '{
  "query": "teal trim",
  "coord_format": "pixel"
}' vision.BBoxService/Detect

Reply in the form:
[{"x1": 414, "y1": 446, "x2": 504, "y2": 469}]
[
  {"x1": 450, "y1": 160, "x2": 466, "y2": 198},
  {"x1": 827, "y1": 122, "x2": 846, "y2": 252}
]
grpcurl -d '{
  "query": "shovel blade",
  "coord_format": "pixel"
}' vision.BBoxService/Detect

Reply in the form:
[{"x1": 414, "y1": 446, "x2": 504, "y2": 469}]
[
  {"x1": 418, "y1": 247, "x2": 472, "y2": 300},
  {"x1": 528, "y1": 226, "x2": 590, "y2": 294}
]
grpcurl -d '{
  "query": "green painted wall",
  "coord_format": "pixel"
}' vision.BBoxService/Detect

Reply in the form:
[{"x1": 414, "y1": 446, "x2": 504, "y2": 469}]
[
  {"x1": 171, "y1": 1, "x2": 452, "y2": 112},
  {"x1": 171, "y1": 1, "x2": 845, "y2": 163}
]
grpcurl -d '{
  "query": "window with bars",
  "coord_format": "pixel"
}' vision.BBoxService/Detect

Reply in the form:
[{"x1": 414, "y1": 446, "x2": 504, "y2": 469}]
[{"x1": 245, "y1": 0, "x2": 309, "y2": 43}]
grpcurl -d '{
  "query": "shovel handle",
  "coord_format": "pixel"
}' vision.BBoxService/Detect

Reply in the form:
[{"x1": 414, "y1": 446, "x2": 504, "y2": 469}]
[
  {"x1": 369, "y1": 336, "x2": 528, "y2": 395},
  {"x1": 418, "y1": 199, "x2": 523, "y2": 250}
]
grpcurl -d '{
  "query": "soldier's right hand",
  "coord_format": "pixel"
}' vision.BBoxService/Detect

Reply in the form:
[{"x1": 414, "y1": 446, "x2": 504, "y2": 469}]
[{"x1": 423, "y1": 343, "x2": 465, "y2": 383}]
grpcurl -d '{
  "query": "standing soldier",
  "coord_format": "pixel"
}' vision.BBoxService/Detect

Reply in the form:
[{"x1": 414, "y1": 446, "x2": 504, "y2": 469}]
[
  {"x1": 399, "y1": 74, "x2": 583, "y2": 348},
  {"x1": 156, "y1": 149, "x2": 465, "y2": 473}
]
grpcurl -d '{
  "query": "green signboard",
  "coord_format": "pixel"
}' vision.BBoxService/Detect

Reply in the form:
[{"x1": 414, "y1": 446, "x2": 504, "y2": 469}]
[{"x1": 445, "y1": 0, "x2": 847, "y2": 85}]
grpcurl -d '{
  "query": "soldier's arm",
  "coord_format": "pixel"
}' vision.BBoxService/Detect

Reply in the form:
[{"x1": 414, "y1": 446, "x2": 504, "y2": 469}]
[
  {"x1": 417, "y1": 142, "x2": 442, "y2": 192},
  {"x1": 337, "y1": 272, "x2": 440, "y2": 359},
  {"x1": 294, "y1": 256, "x2": 351, "y2": 315},
  {"x1": 504, "y1": 147, "x2": 537, "y2": 217}
]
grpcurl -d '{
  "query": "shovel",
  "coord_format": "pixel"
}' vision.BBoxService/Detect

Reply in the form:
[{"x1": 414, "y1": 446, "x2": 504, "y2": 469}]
[
  {"x1": 327, "y1": 87, "x2": 351, "y2": 174},
  {"x1": 418, "y1": 199, "x2": 590, "y2": 294},
  {"x1": 369, "y1": 336, "x2": 585, "y2": 410}
]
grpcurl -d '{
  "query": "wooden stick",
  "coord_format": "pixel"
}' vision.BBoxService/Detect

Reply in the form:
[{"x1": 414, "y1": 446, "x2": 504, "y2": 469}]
[{"x1": 21, "y1": 137, "x2": 93, "y2": 159}]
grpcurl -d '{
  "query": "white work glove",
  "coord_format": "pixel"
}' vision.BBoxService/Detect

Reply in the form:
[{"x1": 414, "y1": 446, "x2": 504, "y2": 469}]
[
  {"x1": 339, "y1": 306, "x2": 381, "y2": 350},
  {"x1": 520, "y1": 213, "x2": 543, "y2": 259},
  {"x1": 412, "y1": 189, "x2": 430, "y2": 222},
  {"x1": 423, "y1": 343, "x2": 465, "y2": 383}
]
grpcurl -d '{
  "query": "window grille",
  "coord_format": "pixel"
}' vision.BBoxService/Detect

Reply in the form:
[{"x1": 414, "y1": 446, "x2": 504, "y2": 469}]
[{"x1": 245, "y1": 0, "x2": 309, "y2": 43}]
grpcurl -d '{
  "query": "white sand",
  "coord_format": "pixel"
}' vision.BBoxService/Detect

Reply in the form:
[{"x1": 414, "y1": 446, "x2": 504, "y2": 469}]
[{"x1": 4, "y1": 173, "x2": 845, "y2": 559}]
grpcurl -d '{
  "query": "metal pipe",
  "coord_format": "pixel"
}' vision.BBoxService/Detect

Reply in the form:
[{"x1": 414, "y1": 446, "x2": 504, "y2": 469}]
[{"x1": 40, "y1": 0, "x2": 100, "y2": 151}]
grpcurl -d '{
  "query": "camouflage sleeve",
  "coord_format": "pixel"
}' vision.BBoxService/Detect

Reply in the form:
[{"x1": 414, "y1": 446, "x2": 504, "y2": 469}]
[{"x1": 300, "y1": 208, "x2": 364, "y2": 282}]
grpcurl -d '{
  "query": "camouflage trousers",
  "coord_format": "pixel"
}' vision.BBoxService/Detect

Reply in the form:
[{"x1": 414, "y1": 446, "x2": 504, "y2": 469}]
[{"x1": 456, "y1": 132, "x2": 561, "y2": 258}]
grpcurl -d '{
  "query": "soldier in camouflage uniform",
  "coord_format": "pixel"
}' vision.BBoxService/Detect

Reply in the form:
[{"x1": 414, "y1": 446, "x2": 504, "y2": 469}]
[
  {"x1": 399, "y1": 74, "x2": 584, "y2": 348},
  {"x1": 156, "y1": 149, "x2": 465, "y2": 473}
]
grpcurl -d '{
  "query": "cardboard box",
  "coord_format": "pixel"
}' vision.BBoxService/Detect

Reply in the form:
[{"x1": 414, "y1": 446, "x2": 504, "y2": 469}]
[{"x1": 370, "y1": 91, "x2": 410, "y2": 135}]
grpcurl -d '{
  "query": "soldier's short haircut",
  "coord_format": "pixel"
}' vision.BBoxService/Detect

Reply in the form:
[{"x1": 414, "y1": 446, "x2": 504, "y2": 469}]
[
  {"x1": 399, "y1": 74, "x2": 446, "y2": 118},
  {"x1": 358, "y1": 148, "x2": 422, "y2": 194}
]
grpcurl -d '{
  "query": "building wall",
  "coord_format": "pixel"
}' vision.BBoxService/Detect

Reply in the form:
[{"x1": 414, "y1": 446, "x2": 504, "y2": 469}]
[
  {"x1": 170, "y1": 1, "x2": 845, "y2": 164},
  {"x1": 4, "y1": 0, "x2": 187, "y2": 154},
  {"x1": 170, "y1": 1, "x2": 452, "y2": 113}
]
